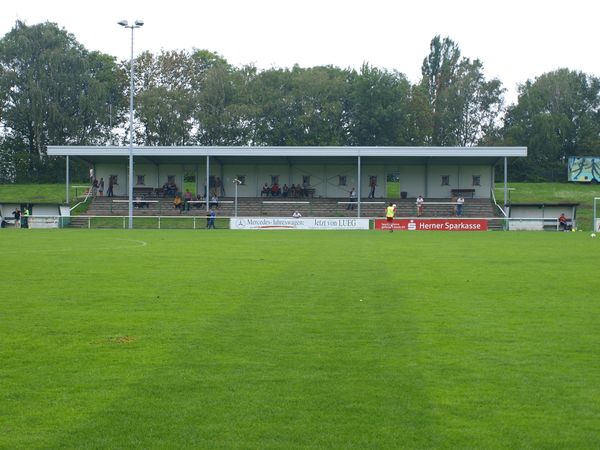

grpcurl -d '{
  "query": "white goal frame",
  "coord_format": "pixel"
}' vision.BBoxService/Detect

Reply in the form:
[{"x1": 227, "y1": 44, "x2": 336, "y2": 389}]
[{"x1": 593, "y1": 197, "x2": 600, "y2": 232}]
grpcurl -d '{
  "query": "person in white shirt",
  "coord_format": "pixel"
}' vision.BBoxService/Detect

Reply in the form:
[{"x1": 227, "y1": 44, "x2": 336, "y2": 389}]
[
  {"x1": 347, "y1": 188, "x2": 357, "y2": 210},
  {"x1": 292, "y1": 210, "x2": 302, "y2": 218},
  {"x1": 456, "y1": 195, "x2": 465, "y2": 217},
  {"x1": 416, "y1": 195, "x2": 424, "y2": 216}
]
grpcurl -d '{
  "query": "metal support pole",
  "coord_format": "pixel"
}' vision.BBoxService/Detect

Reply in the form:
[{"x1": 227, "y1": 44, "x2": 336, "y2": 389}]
[
  {"x1": 357, "y1": 155, "x2": 361, "y2": 217},
  {"x1": 503, "y1": 157, "x2": 508, "y2": 215},
  {"x1": 66, "y1": 155, "x2": 70, "y2": 204},
  {"x1": 206, "y1": 155, "x2": 210, "y2": 212}
]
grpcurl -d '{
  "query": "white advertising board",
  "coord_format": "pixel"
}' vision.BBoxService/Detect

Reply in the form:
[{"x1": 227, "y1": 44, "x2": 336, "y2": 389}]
[{"x1": 230, "y1": 217, "x2": 369, "y2": 230}]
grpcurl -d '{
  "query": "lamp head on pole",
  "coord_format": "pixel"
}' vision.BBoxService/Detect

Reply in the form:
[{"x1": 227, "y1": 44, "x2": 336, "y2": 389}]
[
  {"x1": 134, "y1": 20, "x2": 144, "y2": 27},
  {"x1": 117, "y1": 20, "x2": 129, "y2": 27}
]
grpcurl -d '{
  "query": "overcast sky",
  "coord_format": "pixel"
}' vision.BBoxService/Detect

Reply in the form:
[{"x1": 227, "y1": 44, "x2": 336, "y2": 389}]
[{"x1": 2, "y1": 0, "x2": 599, "y2": 104}]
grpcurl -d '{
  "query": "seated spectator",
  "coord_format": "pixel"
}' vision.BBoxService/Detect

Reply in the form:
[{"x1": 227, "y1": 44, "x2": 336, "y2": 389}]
[
  {"x1": 261, "y1": 183, "x2": 270, "y2": 197},
  {"x1": 209, "y1": 192, "x2": 219, "y2": 208},
  {"x1": 183, "y1": 189, "x2": 193, "y2": 211},
  {"x1": 559, "y1": 213, "x2": 571, "y2": 231},
  {"x1": 166, "y1": 181, "x2": 178, "y2": 197},
  {"x1": 282, "y1": 184, "x2": 289, "y2": 198},
  {"x1": 173, "y1": 194, "x2": 183, "y2": 210},
  {"x1": 134, "y1": 195, "x2": 148, "y2": 208},
  {"x1": 194, "y1": 194, "x2": 204, "y2": 208},
  {"x1": 292, "y1": 210, "x2": 302, "y2": 218},
  {"x1": 271, "y1": 182, "x2": 280, "y2": 196}
]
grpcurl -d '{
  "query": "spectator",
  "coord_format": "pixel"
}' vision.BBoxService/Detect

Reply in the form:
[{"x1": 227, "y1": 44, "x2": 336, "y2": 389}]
[
  {"x1": 347, "y1": 188, "x2": 357, "y2": 210},
  {"x1": 282, "y1": 184, "x2": 289, "y2": 198},
  {"x1": 22, "y1": 207, "x2": 30, "y2": 228},
  {"x1": 456, "y1": 194, "x2": 465, "y2": 217},
  {"x1": 194, "y1": 194, "x2": 204, "y2": 209},
  {"x1": 173, "y1": 194, "x2": 183, "y2": 211},
  {"x1": 207, "y1": 208, "x2": 216, "y2": 229},
  {"x1": 416, "y1": 195, "x2": 424, "y2": 217},
  {"x1": 216, "y1": 177, "x2": 225, "y2": 196},
  {"x1": 368, "y1": 177, "x2": 377, "y2": 198},
  {"x1": 98, "y1": 177, "x2": 104, "y2": 196},
  {"x1": 293, "y1": 210, "x2": 302, "y2": 218},
  {"x1": 209, "y1": 192, "x2": 219, "y2": 208},
  {"x1": 261, "y1": 183, "x2": 270, "y2": 197},
  {"x1": 13, "y1": 208, "x2": 21, "y2": 228},
  {"x1": 271, "y1": 182, "x2": 281, "y2": 196},
  {"x1": 183, "y1": 189, "x2": 193, "y2": 211},
  {"x1": 107, "y1": 176, "x2": 114, "y2": 197},
  {"x1": 92, "y1": 178, "x2": 98, "y2": 196},
  {"x1": 134, "y1": 196, "x2": 148, "y2": 208},
  {"x1": 559, "y1": 213, "x2": 570, "y2": 231},
  {"x1": 167, "y1": 181, "x2": 178, "y2": 197},
  {"x1": 302, "y1": 180, "x2": 310, "y2": 198}
]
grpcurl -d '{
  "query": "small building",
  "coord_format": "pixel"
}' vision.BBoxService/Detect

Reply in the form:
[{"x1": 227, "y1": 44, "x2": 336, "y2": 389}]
[
  {"x1": 0, "y1": 203, "x2": 70, "y2": 228},
  {"x1": 507, "y1": 203, "x2": 579, "y2": 231}
]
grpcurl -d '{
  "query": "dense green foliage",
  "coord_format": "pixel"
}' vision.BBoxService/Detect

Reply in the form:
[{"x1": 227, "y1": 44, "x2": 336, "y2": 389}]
[
  {"x1": 1, "y1": 22, "x2": 600, "y2": 184},
  {"x1": 1, "y1": 230, "x2": 599, "y2": 448}
]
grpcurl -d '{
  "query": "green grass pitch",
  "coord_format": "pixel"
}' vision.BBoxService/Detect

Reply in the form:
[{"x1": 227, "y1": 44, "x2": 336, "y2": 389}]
[{"x1": 1, "y1": 229, "x2": 599, "y2": 449}]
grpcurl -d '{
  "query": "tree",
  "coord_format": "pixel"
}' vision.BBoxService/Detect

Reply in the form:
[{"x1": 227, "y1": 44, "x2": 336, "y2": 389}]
[
  {"x1": 0, "y1": 21, "x2": 123, "y2": 181},
  {"x1": 419, "y1": 35, "x2": 504, "y2": 146},
  {"x1": 501, "y1": 69, "x2": 600, "y2": 180},
  {"x1": 251, "y1": 65, "x2": 349, "y2": 146},
  {"x1": 346, "y1": 64, "x2": 412, "y2": 145}
]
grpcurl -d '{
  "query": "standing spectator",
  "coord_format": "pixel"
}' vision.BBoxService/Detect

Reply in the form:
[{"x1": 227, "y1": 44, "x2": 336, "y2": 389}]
[
  {"x1": 416, "y1": 195, "x2": 424, "y2": 217},
  {"x1": 347, "y1": 188, "x2": 357, "y2": 210},
  {"x1": 98, "y1": 177, "x2": 104, "y2": 197},
  {"x1": 302, "y1": 180, "x2": 310, "y2": 198},
  {"x1": 13, "y1": 208, "x2": 21, "y2": 228},
  {"x1": 183, "y1": 189, "x2": 193, "y2": 211},
  {"x1": 456, "y1": 195, "x2": 465, "y2": 217},
  {"x1": 92, "y1": 178, "x2": 98, "y2": 196},
  {"x1": 107, "y1": 176, "x2": 114, "y2": 197},
  {"x1": 368, "y1": 176, "x2": 377, "y2": 198},
  {"x1": 207, "y1": 208, "x2": 216, "y2": 229},
  {"x1": 282, "y1": 184, "x2": 289, "y2": 198},
  {"x1": 386, "y1": 203, "x2": 396, "y2": 232},
  {"x1": 215, "y1": 177, "x2": 224, "y2": 196},
  {"x1": 22, "y1": 207, "x2": 30, "y2": 228}
]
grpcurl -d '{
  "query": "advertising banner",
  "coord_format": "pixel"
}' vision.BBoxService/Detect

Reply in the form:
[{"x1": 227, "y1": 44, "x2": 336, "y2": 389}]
[
  {"x1": 230, "y1": 217, "x2": 370, "y2": 230},
  {"x1": 374, "y1": 218, "x2": 488, "y2": 231}
]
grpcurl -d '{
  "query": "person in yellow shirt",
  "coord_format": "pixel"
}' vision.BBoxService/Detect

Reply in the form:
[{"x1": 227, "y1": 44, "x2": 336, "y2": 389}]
[
  {"x1": 173, "y1": 194, "x2": 183, "y2": 211},
  {"x1": 386, "y1": 203, "x2": 396, "y2": 232}
]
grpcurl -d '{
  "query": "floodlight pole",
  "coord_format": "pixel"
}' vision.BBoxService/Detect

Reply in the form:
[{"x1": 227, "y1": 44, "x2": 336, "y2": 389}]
[
  {"x1": 119, "y1": 19, "x2": 144, "y2": 229},
  {"x1": 233, "y1": 179, "x2": 242, "y2": 217}
]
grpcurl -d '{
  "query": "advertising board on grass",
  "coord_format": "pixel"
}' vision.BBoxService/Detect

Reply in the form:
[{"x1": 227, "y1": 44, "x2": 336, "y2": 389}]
[
  {"x1": 231, "y1": 217, "x2": 370, "y2": 230},
  {"x1": 375, "y1": 218, "x2": 488, "y2": 231}
]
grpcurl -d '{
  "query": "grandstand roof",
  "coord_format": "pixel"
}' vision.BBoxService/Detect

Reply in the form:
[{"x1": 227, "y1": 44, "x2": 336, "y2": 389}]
[{"x1": 48, "y1": 145, "x2": 527, "y2": 165}]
